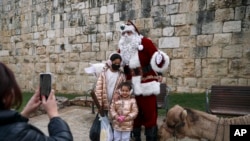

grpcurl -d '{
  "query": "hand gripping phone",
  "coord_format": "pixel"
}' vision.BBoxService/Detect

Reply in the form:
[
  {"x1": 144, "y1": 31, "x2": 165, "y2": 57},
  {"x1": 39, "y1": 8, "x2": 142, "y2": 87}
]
[{"x1": 40, "y1": 73, "x2": 52, "y2": 100}]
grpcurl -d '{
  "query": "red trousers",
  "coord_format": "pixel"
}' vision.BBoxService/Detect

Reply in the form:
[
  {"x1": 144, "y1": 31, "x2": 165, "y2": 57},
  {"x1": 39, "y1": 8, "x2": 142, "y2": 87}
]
[{"x1": 133, "y1": 95, "x2": 157, "y2": 128}]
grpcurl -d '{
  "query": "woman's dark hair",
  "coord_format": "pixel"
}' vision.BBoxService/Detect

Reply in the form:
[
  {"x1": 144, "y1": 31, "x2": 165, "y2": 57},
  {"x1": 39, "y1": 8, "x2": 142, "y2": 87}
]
[
  {"x1": 119, "y1": 81, "x2": 133, "y2": 90},
  {"x1": 110, "y1": 53, "x2": 122, "y2": 61},
  {"x1": 0, "y1": 62, "x2": 22, "y2": 110}
]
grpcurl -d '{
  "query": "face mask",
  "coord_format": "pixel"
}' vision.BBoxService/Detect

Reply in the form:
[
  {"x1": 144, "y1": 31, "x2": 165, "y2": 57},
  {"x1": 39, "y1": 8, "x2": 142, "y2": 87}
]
[{"x1": 112, "y1": 64, "x2": 120, "y2": 71}]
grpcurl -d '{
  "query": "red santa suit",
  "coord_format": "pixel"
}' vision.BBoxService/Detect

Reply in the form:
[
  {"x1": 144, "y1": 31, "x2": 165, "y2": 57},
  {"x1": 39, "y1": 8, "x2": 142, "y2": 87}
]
[{"x1": 118, "y1": 21, "x2": 169, "y2": 141}]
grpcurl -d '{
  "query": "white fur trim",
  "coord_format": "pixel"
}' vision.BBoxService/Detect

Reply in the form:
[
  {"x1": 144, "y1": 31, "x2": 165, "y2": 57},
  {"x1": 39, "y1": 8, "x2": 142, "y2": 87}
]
[
  {"x1": 132, "y1": 76, "x2": 160, "y2": 96},
  {"x1": 138, "y1": 45, "x2": 143, "y2": 50},
  {"x1": 129, "y1": 51, "x2": 141, "y2": 68},
  {"x1": 150, "y1": 51, "x2": 169, "y2": 72}
]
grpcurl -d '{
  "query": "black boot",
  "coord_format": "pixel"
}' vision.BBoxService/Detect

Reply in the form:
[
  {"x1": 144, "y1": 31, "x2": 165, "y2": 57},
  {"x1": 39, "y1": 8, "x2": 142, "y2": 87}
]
[
  {"x1": 132, "y1": 127, "x2": 141, "y2": 141},
  {"x1": 145, "y1": 126, "x2": 158, "y2": 141}
]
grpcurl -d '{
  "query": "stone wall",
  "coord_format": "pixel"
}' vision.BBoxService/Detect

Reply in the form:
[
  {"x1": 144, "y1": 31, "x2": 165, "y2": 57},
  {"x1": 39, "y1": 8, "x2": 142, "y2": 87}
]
[{"x1": 0, "y1": 0, "x2": 250, "y2": 94}]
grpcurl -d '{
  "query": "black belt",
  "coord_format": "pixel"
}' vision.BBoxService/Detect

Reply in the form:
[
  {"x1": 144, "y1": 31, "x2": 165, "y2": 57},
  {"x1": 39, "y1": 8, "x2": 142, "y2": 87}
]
[{"x1": 124, "y1": 65, "x2": 152, "y2": 76}]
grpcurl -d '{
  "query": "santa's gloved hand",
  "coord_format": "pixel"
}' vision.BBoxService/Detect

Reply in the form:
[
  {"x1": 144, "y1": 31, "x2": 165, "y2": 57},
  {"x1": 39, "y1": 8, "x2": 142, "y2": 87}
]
[
  {"x1": 117, "y1": 115, "x2": 125, "y2": 122},
  {"x1": 156, "y1": 52, "x2": 163, "y2": 65}
]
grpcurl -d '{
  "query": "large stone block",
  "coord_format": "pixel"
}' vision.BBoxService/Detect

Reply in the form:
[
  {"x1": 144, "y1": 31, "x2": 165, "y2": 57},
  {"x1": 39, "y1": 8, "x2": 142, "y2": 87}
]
[
  {"x1": 223, "y1": 21, "x2": 241, "y2": 32},
  {"x1": 72, "y1": 44, "x2": 83, "y2": 52},
  {"x1": 213, "y1": 33, "x2": 232, "y2": 45},
  {"x1": 99, "y1": 42, "x2": 108, "y2": 51},
  {"x1": 166, "y1": 4, "x2": 178, "y2": 14},
  {"x1": 175, "y1": 25, "x2": 191, "y2": 36},
  {"x1": 39, "y1": 55, "x2": 49, "y2": 63},
  {"x1": 180, "y1": 36, "x2": 196, "y2": 48},
  {"x1": 172, "y1": 48, "x2": 190, "y2": 58},
  {"x1": 80, "y1": 52, "x2": 96, "y2": 61},
  {"x1": 58, "y1": 53, "x2": 69, "y2": 63},
  {"x1": 171, "y1": 14, "x2": 186, "y2": 26},
  {"x1": 197, "y1": 35, "x2": 213, "y2": 47},
  {"x1": 100, "y1": 6, "x2": 107, "y2": 14},
  {"x1": 184, "y1": 78, "x2": 197, "y2": 87},
  {"x1": 35, "y1": 63, "x2": 46, "y2": 73},
  {"x1": 202, "y1": 22, "x2": 223, "y2": 34},
  {"x1": 221, "y1": 78, "x2": 238, "y2": 85},
  {"x1": 171, "y1": 59, "x2": 195, "y2": 77},
  {"x1": 69, "y1": 53, "x2": 80, "y2": 61},
  {"x1": 90, "y1": 8, "x2": 100, "y2": 16},
  {"x1": 222, "y1": 44, "x2": 243, "y2": 58},
  {"x1": 207, "y1": 45, "x2": 223, "y2": 58},
  {"x1": 159, "y1": 37, "x2": 180, "y2": 48},
  {"x1": 149, "y1": 28, "x2": 162, "y2": 38},
  {"x1": 64, "y1": 28, "x2": 76, "y2": 36},
  {"x1": 215, "y1": 8, "x2": 234, "y2": 21},
  {"x1": 195, "y1": 59, "x2": 202, "y2": 77},
  {"x1": 159, "y1": 0, "x2": 173, "y2": 5},
  {"x1": 202, "y1": 59, "x2": 228, "y2": 77},
  {"x1": 76, "y1": 35, "x2": 88, "y2": 43},
  {"x1": 91, "y1": 42, "x2": 100, "y2": 51},
  {"x1": 197, "y1": 78, "x2": 220, "y2": 88},
  {"x1": 47, "y1": 30, "x2": 56, "y2": 38},
  {"x1": 50, "y1": 54, "x2": 58, "y2": 63},
  {"x1": 0, "y1": 50, "x2": 9, "y2": 56},
  {"x1": 179, "y1": 0, "x2": 199, "y2": 13},
  {"x1": 235, "y1": 6, "x2": 246, "y2": 20},
  {"x1": 163, "y1": 27, "x2": 174, "y2": 36},
  {"x1": 192, "y1": 47, "x2": 207, "y2": 58}
]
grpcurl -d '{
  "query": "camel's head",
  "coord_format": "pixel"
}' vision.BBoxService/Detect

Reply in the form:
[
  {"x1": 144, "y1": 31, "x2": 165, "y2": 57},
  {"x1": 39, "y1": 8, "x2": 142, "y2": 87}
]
[
  {"x1": 165, "y1": 105, "x2": 199, "y2": 139},
  {"x1": 163, "y1": 105, "x2": 187, "y2": 139},
  {"x1": 158, "y1": 119, "x2": 173, "y2": 141}
]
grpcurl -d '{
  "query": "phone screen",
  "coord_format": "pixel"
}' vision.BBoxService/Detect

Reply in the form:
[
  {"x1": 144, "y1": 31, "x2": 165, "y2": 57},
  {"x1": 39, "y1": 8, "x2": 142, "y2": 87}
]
[{"x1": 40, "y1": 73, "x2": 52, "y2": 99}]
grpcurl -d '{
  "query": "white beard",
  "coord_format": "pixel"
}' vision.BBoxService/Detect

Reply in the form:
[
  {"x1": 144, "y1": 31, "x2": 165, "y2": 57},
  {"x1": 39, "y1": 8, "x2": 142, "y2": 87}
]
[{"x1": 119, "y1": 34, "x2": 141, "y2": 65}]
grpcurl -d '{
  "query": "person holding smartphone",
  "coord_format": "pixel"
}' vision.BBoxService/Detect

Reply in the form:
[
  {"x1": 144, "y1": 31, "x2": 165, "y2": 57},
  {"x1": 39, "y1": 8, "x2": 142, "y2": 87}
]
[{"x1": 0, "y1": 62, "x2": 73, "y2": 141}]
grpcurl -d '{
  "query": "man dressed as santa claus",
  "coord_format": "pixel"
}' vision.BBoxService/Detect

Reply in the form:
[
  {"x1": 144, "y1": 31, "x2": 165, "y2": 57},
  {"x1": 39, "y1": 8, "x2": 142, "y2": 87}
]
[{"x1": 117, "y1": 20, "x2": 170, "y2": 141}]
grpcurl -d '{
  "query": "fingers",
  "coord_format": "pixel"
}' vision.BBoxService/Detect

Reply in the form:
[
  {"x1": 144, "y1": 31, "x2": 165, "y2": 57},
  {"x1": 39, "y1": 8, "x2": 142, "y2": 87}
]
[
  {"x1": 48, "y1": 89, "x2": 55, "y2": 100},
  {"x1": 42, "y1": 95, "x2": 46, "y2": 104},
  {"x1": 32, "y1": 88, "x2": 39, "y2": 98}
]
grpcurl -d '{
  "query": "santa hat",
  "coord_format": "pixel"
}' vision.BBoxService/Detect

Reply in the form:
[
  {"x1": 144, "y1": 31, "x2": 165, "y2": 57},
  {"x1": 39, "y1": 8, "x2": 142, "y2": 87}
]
[
  {"x1": 120, "y1": 20, "x2": 140, "y2": 34},
  {"x1": 120, "y1": 20, "x2": 144, "y2": 51}
]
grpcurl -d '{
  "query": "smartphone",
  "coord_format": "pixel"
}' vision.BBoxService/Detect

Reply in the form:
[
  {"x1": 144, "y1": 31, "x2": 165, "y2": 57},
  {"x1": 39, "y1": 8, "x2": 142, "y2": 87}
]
[{"x1": 40, "y1": 73, "x2": 52, "y2": 100}]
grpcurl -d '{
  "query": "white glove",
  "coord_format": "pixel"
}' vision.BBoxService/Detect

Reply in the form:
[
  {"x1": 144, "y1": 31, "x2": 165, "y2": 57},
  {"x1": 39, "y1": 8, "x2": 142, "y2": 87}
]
[{"x1": 156, "y1": 52, "x2": 163, "y2": 65}]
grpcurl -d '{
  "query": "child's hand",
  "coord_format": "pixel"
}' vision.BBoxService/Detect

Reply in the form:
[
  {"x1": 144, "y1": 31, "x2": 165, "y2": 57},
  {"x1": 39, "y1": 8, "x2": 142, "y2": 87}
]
[{"x1": 117, "y1": 115, "x2": 125, "y2": 122}]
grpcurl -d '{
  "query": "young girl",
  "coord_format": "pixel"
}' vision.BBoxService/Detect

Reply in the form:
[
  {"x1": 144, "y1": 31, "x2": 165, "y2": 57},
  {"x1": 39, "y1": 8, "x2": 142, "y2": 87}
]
[
  {"x1": 110, "y1": 82, "x2": 138, "y2": 141},
  {"x1": 94, "y1": 53, "x2": 126, "y2": 115}
]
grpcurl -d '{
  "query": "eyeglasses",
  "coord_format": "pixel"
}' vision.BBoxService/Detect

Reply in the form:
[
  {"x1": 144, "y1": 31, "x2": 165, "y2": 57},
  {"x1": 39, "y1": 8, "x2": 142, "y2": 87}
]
[{"x1": 122, "y1": 31, "x2": 133, "y2": 36}]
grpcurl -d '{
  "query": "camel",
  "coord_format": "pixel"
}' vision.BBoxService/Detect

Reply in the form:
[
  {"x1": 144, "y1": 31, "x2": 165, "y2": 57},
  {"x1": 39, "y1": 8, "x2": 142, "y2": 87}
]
[{"x1": 158, "y1": 105, "x2": 250, "y2": 141}]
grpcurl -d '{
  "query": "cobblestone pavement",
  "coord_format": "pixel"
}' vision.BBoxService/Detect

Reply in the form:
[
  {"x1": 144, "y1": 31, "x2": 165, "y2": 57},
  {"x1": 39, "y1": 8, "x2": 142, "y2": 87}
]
[{"x1": 29, "y1": 106, "x2": 198, "y2": 141}]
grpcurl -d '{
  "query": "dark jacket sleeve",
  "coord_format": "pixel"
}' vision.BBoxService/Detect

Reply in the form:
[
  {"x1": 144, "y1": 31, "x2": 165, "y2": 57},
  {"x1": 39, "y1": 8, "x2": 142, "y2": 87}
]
[
  {"x1": 48, "y1": 117, "x2": 73, "y2": 141},
  {"x1": 8, "y1": 117, "x2": 73, "y2": 141}
]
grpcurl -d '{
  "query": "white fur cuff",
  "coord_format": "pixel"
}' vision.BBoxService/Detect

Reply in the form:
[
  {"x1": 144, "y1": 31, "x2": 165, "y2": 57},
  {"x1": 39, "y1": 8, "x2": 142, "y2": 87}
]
[
  {"x1": 150, "y1": 51, "x2": 169, "y2": 72},
  {"x1": 132, "y1": 76, "x2": 161, "y2": 96}
]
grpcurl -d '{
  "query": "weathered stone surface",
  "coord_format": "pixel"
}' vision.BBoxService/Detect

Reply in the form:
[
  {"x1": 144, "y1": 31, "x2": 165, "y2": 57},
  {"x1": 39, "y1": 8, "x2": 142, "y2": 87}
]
[
  {"x1": 159, "y1": 37, "x2": 180, "y2": 48},
  {"x1": 213, "y1": 33, "x2": 232, "y2": 44},
  {"x1": 197, "y1": 35, "x2": 213, "y2": 47},
  {"x1": 223, "y1": 21, "x2": 241, "y2": 32},
  {"x1": 180, "y1": 36, "x2": 196, "y2": 48},
  {"x1": 0, "y1": 0, "x2": 249, "y2": 94},
  {"x1": 171, "y1": 14, "x2": 186, "y2": 26},
  {"x1": 215, "y1": 8, "x2": 234, "y2": 21},
  {"x1": 202, "y1": 59, "x2": 228, "y2": 77},
  {"x1": 202, "y1": 22, "x2": 223, "y2": 34},
  {"x1": 163, "y1": 27, "x2": 174, "y2": 36},
  {"x1": 222, "y1": 44, "x2": 243, "y2": 58}
]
